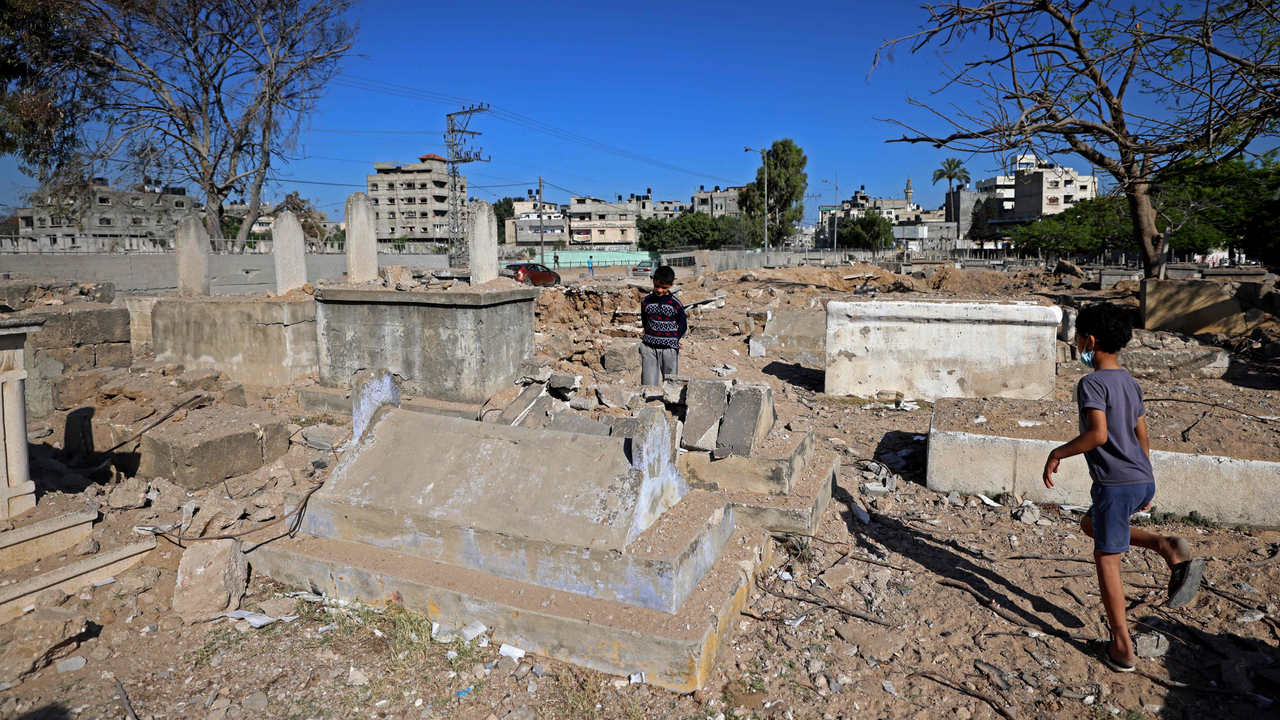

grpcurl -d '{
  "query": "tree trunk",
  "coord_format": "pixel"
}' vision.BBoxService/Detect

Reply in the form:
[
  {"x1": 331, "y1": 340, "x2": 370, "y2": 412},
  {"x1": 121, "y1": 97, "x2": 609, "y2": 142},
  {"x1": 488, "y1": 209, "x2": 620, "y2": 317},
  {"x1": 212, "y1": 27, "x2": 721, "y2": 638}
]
[
  {"x1": 204, "y1": 196, "x2": 224, "y2": 245},
  {"x1": 1126, "y1": 183, "x2": 1163, "y2": 278}
]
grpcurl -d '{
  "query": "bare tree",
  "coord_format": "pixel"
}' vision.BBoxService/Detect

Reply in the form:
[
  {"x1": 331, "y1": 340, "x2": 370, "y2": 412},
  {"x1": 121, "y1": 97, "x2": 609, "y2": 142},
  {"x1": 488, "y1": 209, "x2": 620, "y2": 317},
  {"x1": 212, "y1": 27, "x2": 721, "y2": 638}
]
[
  {"x1": 873, "y1": 1, "x2": 1280, "y2": 277},
  {"x1": 56, "y1": 0, "x2": 356, "y2": 241}
]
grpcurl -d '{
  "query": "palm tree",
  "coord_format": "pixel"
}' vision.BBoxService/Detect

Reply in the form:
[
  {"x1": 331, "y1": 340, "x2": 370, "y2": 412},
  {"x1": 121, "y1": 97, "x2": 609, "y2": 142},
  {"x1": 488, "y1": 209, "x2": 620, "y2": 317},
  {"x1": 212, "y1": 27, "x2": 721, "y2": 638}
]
[{"x1": 933, "y1": 158, "x2": 971, "y2": 242}]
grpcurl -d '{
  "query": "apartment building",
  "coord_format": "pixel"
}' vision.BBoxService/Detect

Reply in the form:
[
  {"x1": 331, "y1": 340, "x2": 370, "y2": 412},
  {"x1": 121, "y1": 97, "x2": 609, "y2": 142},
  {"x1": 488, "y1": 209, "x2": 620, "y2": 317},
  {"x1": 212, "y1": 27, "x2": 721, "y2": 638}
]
[
  {"x1": 566, "y1": 196, "x2": 640, "y2": 245},
  {"x1": 1008, "y1": 155, "x2": 1097, "y2": 219},
  {"x1": 13, "y1": 182, "x2": 200, "y2": 250},
  {"x1": 691, "y1": 185, "x2": 744, "y2": 218},
  {"x1": 366, "y1": 153, "x2": 463, "y2": 242},
  {"x1": 506, "y1": 193, "x2": 568, "y2": 247}
]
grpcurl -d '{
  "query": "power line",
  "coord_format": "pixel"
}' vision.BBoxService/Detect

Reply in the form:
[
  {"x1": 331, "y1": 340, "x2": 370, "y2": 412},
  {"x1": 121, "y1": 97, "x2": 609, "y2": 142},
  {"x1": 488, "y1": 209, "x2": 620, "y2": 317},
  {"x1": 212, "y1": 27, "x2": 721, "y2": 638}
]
[{"x1": 336, "y1": 74, "x2": 736, "y2": 184}]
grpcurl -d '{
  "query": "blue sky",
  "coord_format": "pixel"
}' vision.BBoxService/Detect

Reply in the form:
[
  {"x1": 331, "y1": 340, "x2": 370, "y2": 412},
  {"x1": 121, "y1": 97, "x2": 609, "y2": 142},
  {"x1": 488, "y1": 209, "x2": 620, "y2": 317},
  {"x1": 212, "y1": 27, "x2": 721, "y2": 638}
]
[{"x1": 0, "y1": 0, "x2": 1088, "y2": 222}]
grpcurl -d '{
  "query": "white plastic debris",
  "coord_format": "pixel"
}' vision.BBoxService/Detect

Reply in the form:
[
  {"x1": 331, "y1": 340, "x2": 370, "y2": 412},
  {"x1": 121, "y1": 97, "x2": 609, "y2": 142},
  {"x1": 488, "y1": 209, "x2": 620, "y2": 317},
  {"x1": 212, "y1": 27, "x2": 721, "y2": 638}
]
[
  {"x1": 1016, "y1": 419, "x2": 1046, "y2": 427},
  {"x1": 1060, "y1": 505, "x2": 1089, "y2": 513},
  {"x1": 459, "y1": 621, "x2": 487, "y2": 642},
  {"x1": 778, "y1": 571, "x2": 793, "y2": 581},
  {"x1": 93, "y1": 577, "x2": 116, "y2": 588},
  {"x1": 977, "y1": 494, "x2": 1002, "y2": 508},
  {"x1": 784, "y1": 614, "x2": 807, "y2": 627},
  {"x1": 629, "y1": 672, "x2": 646, "y2": 684},
  {"x1": 499, "y1": 644, "x2": 526, "y2": 661},
  {"x1": 226, "y1": 610, "x2": 276, "y2": 628}
]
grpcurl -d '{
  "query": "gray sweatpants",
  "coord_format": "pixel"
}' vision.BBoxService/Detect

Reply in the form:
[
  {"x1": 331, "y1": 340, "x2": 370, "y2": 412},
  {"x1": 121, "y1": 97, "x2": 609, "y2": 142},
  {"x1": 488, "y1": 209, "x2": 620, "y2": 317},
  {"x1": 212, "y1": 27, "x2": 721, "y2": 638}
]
[{"x1": 640, "y1": 343, "x2": 679, "y2": 386}]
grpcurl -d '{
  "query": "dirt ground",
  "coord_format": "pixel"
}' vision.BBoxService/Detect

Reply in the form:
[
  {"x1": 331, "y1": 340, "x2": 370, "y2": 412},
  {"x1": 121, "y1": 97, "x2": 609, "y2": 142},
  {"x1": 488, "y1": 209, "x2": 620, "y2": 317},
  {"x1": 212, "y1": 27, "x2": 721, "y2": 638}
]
[{"x1": 3, "y1": 266, "x2": 1279, "y2": 720}]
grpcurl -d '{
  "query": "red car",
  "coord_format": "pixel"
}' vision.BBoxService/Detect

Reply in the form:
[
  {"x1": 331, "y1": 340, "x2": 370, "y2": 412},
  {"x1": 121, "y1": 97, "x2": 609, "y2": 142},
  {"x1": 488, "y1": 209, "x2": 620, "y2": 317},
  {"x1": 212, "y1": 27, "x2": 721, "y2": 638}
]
[{"x1": 506, "y1": 263, "x2": 561, "y2": 286}]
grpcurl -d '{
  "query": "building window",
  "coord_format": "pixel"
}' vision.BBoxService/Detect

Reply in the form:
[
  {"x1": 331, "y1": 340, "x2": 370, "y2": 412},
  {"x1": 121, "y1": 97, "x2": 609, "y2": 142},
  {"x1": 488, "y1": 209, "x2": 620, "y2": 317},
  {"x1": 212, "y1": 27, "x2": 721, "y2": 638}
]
[
  {"x1": 597, "y1": 229, "x2": 605, "y2": 235},
  {"x1": 174, "y1": 200, "x2": 186, "y2": 208},
  {"x1": 1048, "y1": 180, "x2": 1060, "y2": 188},
  {"x1": 131, "y1": 197, "x2": 143, "y2": 206},
  {"x1": 1064, "y1": 195, "x2": 1075, "y2": 204},
  {"x1": 50, "y1": 216, "x2": 62, "y2": 227},
  {"x1": 403, "y1": 182, "x2": 414, "y2": 189},
  {"x1": 403, "y1": 211, "x2": 416, "y2": 218},
  {"x1": 132, "y1": 217, "x2": 144, "y2": 225},
  {"x1": 98, "y1": 196, "x2": 111, "y2": 205},
  {"x1": 99, "y1": 217, "x2": 113, "y2": 226},
  {"x1": 37, "y1": 218, "x2": 45, "y2": 227},
  {"x1": 372, "y1": 199, "x2": 379, "y2": 205},
  {"x1": 1047, "y1": 197, "x2": 1060, "y2": 205},
  {"x1": 370, "y1": 183, "x2": 379, "y2": 191},
  {"x1": 387, "y1": 211, "x2": 396, "y2": 219},
  {"x1": 620, "y1": 214, "x2": 628, "y2": 220},
  {"x1": 387, "y1": 198, "x2": 395, "y2": 205},
  {"x1": 404, "y1": 197, "x2": 415, "y2": 204},
  {"x1": 375, "y1": 212, "x2": 380, "y2": 218}
]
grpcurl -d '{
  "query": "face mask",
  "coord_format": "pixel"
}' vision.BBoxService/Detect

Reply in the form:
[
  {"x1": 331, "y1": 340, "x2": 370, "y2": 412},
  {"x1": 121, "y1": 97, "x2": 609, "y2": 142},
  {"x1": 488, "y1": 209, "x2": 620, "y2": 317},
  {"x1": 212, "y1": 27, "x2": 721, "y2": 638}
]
[{"x1": 1081, "y1": 350, "x2": 1096, "y2": 369}]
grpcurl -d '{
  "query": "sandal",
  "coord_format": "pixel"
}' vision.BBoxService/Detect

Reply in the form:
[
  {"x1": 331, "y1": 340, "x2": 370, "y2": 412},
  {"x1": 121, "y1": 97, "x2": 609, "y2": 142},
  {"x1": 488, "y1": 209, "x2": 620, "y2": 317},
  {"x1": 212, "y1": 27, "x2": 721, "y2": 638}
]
[
  {"x1": 1093, "y1": 639, "x2": 1135, "y2": 673},
  {"x1": 1167, "y1": 557, "x2": 1205, "y2": 609}
]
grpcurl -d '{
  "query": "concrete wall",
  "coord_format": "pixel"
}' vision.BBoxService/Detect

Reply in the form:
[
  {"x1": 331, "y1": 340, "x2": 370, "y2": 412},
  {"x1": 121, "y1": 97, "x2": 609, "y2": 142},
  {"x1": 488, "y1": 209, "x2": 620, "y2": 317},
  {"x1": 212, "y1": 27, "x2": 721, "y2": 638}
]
[
  {"x1": 825, "y1": 300, "x2": 1061, "y2": 401},
  {"x1": 1141, "y1": 279, "x2": 1251, "y2": 336},
  {"x1": 152, "y1": 297, "x2": 317, "y2": 387},
  {"x1": 1, "y1": 253, "x2": 448, "y2": 295},
  {"x1": 315, "y1": 288, "x2": 537, "y2": 404},
  {"x1": 927, "y1": 428, "x2": 1280, "y2": 527}
]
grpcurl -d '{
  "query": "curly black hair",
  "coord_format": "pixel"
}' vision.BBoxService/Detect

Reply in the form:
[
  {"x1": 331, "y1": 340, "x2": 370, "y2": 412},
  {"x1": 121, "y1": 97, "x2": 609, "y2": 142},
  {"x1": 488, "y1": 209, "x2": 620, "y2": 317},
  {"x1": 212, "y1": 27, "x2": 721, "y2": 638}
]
[
  {"x1": 1075, "y1": 301, "x2": 1134, "y2": 353},
  {"x1": 652, "y1": 265, "x2": 676, "y2": 285}
]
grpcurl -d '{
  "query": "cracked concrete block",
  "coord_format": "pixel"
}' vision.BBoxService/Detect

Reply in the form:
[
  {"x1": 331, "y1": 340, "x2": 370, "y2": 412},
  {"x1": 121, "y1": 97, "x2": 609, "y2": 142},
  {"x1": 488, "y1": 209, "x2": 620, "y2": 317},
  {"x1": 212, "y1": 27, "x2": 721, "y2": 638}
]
[
  {"x1": 680, "y1": 378, "x2": 730, "y2": 452},
  {"x1": 714, "y1": 382, "x2": 775, "y2": 459},
  {"x1": 497, "y1": 384, "x2": 546, "y2": 426},
  {"x1": 137, "y1": 407, "x2": 290, "y2": 490},
  {"x1": 152, "y1": 297, "x2": 317, "y2": 387},
  {"x1": 601, "y1": 341, "x2": 641, "y2": 373},
  {"x1": 595, "y1": 384, "x2": 636, "y2": 409},
  {"x1": 176, "y1": 216, "x2": 211, "y2": 296},
  {"x1": 173, "y1": 539, "x2": 246, "y2": 624},
  {"x1": 546, "y1": 411, "x2": 610, "y2": 436}
]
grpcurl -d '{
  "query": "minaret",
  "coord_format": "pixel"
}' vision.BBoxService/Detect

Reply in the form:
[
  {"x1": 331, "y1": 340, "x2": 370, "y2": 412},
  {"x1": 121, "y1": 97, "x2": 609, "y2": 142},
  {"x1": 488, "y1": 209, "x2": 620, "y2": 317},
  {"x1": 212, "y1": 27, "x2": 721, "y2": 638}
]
[{"x1": 904, "y1": 176, "x2": 914, "y2": 204}]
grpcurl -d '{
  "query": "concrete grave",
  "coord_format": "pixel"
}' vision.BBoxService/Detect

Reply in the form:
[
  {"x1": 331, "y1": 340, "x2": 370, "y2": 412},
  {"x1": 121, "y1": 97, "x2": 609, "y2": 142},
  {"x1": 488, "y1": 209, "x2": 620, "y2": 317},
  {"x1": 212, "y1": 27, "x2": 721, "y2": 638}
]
[
  {"x1": 467, "y1": 200, "x2": 499, "y2": 285},
  {"x1": 175, "y1": 216, "x2": 211, "y2": 296},
  {"x1": 0, "y1": 318, "x2": 44, "y2": 518},
  {"x1": 152, "y1": 297, "x2": 317, "y2": 387},
  {"x1": 315, "y1": 287, "x2": 539, "y2": 404},
  {"x1": 825, "y1": 299, "x2": 1061, "y2": 401},
  {"x1": 748, "y1": 311, "x2": 825, "y2": 365},
  {"x1": 345, "y1": 193, "x2": 378, "y2": 284},
  {"x1": 0, "y1": 510, "x2": 95, "y2": 572},
  {"x1": 350, "y1": 368, "x2": 401, "y2": 441},
  {"x1": 927, "y1": 398, "x2": 1280, "y2": 526},
  {"x1": 272, "y1": 210, "x2": 308, "y2": 295},
  {"x1": 296, "y1": 410, "x2": 723, "y2": 613},
  {"x1": 1141, "y1": 279, "x2": 1252, "y2": 336},
  {"x1": 682, "y1": 430, "x2": 813, "y2": 496},
  {"x1": 714, "y1": 381, "x2": 775, "y2": 459}
]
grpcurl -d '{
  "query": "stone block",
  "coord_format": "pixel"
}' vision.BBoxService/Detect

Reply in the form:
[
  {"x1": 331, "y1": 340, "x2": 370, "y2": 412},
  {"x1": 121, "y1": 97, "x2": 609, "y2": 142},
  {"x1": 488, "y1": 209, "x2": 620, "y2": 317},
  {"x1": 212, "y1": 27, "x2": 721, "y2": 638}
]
[
  {"x1": 714, "y1": 382, "x2": 775, "y2": 458},
  {"x1": 750, "y1": 311, "x2": 826, "y2": 364},
  {"x1": 315, "y1": 288, "x2": 538, "y2": 404},
  {"x1": 1058, "y1": 306, "x2": 1077, "y2": 343},
  {"x1": 825, "y1": 300, "x2": 1061, "y2": 401},
  {"x1": 601, "y1": 340, "x2": 641, "y2": 373},
  {"x1": 345, "y1": 193, "x2": 378, "y2": 284},
  {"x1": 51, "y1": 370, "x2": 112, "y2": 411},
  {"x1": 1118, "y1": 346, "x2": 1231, "y2": 380},
  {"x1": 272, "y1": 210, "x2": 308, "y2": 295},
  {"x1": 94, "y1": 342, "x2": 132, "y2": 368},
  {"x1": 498, "y1": 384, "x2": 546, "y2": 425},
  {"x1": 173, "y1": 539, "x2": 247, "y2": 623},
  {"x1": 40, "y1": 345, "x2": 95, "y2": 372},
  {"x1": 153, "y1": 297, "x2": 317, "y2": 387},
  {"x1": 517, "y1": 395, "x2": 554, "y2": 428},
  {"x1": 70, "y1": 306, "x2": 131, "y2": 345},
  {"x1": 1141, "y1": 279, "x2": 1250, "y2": 336},
  {"x1": 681, "y1": 378, "x2": 730, "y2": 451},
  {"x1": 137, "y1": 407, "x2": 290, "y2": 490},
  {"x1": 595, "y1": 384, "x2": 637, "y2": 409},
  {"x1": 176, "y1": 216, "x2": 211, "y2": 296},
  {"x1": 547, "y1": 411, "x2": 611, "y2": 436}
]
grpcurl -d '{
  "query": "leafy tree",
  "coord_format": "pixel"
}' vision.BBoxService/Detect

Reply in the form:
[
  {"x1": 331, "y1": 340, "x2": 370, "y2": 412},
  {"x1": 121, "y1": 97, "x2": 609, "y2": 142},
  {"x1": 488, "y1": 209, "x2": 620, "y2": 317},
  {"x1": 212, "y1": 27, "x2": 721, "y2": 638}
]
[
  {"x1": 837, "y1": 210, "x2": 895, "y2": 254},
  {"x1": 637, "y1": 212, "x2": 759, "y2": 251},
  {"x1": 1011, "y1": 195, "x2": 1131, "y2": 255},
  {"x1": 276, "y1": 191, "x2": 325, "y2": 239},
  {"x1": 738, "y1": 139, "x2": 808, "y2": 249},
  {"x1": 493, "y1": 196, "x2": 515, "y2": 243},
  {"x1": 876, "y1": 1, "x2": 1280, "y2": 278}
]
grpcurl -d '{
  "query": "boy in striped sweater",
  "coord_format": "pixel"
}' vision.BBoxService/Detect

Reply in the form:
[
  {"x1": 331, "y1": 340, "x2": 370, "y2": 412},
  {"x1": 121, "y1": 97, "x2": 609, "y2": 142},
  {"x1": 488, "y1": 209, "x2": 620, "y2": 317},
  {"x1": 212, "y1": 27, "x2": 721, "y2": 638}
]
[{"x1": 639, "y1": 265, "x2": 686, "y2": 386}]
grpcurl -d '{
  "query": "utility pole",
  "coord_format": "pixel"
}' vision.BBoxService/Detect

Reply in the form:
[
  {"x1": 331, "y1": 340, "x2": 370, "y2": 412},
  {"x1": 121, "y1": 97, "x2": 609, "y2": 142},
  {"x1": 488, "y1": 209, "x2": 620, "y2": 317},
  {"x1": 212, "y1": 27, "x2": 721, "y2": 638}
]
[
  {"x1": 444, "y1": 104, "x2": 489, "y2": 269},
  {"x1": 745, "y1": 145, "x2": 771, "y2": 252},
  {"x1": 822, "y1": 174, "x2": 839, "y2": 249},
  {"x1": 538, "y1": 177, "x2": 545, "y2": 266}
]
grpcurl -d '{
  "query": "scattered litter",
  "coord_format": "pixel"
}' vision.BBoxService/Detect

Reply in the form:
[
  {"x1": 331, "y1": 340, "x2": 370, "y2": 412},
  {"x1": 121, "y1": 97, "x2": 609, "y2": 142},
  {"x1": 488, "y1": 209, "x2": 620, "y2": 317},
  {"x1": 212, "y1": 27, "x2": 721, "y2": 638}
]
[
  {"x1": 226, "y1": 610, "x2": 275, "y2": 628},
  {"x1": 317, "y1": 624, "x2": 337, "y2": 634},
  {"x1": 976, "y1": 494, "x2": 1002, "y2": 508},
  {"x1": 972, "y1": 415, "x2": 988, "y2": 424},
  {"x1": 1060, "y1": 505, "x2": 1089, "y2": 513},
  {"x1": 784, "y1": 614, "x2": 807, "y2": 627},
  {"x1": 93, "y1": 577, "x2": 117, "y2": 588},
  {"x1": 778, "y1": 571, "x2": 793, "y2": 581},
  {"x1": 456, "y1": 687, "x2": 472, "y2": 698},
  {"x1": 629, "y1": 672, "x2": 646, "y2": 684},
  {"x1": 1016, "y1": 419, "x2": 1046, "y2": 427},
  {"x1": 882, "y1": 680, "x2": 898, "y2": 697}
]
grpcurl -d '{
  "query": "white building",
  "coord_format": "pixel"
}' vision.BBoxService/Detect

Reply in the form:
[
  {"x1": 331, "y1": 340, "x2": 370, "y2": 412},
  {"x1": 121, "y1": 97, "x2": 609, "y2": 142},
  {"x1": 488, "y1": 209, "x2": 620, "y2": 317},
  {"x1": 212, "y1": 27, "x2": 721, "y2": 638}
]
[{"x1": 366, "y1": 153, "x2": 463, "y2": 243}]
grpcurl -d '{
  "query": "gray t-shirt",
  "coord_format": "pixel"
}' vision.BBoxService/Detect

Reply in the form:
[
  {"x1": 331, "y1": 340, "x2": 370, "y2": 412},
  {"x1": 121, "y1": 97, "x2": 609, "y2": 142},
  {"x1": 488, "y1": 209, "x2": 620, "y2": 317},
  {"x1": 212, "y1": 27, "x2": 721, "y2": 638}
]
[{"x1": 1076, "y1": 369, "x2": 1154, "y2": 487}]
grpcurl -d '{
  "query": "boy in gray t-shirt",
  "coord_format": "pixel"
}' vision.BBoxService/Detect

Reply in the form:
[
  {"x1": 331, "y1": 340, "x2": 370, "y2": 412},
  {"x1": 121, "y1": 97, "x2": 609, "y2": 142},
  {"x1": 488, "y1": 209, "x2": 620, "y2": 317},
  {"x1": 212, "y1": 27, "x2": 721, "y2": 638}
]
[{"x1": 1042, "y1": 303, "x2": 1203, "y2": 673}]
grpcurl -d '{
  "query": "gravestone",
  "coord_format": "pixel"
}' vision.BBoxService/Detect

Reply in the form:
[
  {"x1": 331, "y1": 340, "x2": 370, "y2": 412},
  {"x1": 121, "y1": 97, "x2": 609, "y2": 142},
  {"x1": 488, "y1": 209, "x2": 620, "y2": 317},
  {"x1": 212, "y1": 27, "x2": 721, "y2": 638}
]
[
  {"x1": 272, "y1": 210, "x2": 307, "y2": 295},
  {"x1": 0, "y1": 318, "x2": 45, "y2": 518},
  {"x1": 467, "y1": 200, "x2": 498, "y2": 285},
  {"x1": 344, "y1": 193, "x2": 377, "y2": 284},
  {"x1": 176, "y1": 217, "x2": 210, "y2": 296}
]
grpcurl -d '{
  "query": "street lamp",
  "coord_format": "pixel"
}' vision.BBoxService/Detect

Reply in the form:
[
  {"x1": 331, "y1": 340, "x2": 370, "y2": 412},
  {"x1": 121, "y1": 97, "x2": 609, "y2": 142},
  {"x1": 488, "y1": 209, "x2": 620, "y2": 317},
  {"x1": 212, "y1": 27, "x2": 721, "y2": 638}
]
[
  {"x1": 745, "y1": 146, "x2": 770, "y2": 252},
  {"x1": 822, "y1": 175, "x2": 839, "y2": 249}
]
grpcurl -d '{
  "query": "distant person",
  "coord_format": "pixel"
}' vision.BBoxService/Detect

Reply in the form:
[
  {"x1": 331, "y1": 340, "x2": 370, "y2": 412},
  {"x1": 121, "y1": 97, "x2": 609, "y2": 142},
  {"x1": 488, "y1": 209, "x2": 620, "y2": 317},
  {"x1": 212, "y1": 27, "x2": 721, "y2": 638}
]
[
  {"x1": 1042, "y1": 302, "x2": 1203, "y2": 673},
  {"x1": 553, "y1": 253, "x2": 560, "y2": 268},
  {"x1": 587, "y1": 255, "x2": 594, "y2": 277},
  {"x1": 638, "y1": 265, "x2": 686, "y2": 386}
]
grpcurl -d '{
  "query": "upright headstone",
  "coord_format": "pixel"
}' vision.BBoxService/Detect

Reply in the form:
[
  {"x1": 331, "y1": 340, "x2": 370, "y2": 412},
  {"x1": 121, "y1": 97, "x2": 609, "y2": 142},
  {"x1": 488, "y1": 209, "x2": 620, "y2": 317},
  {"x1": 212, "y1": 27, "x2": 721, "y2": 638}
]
[
  {"x1": 272, "y1": 210, "x2": 307, "y2": 295},
  {"x1": 467, "y1": 200, "x2": 498, "y2": 285},
  {"x1": 176, "y1": 216, "x2": 211, "y2": 296},
  {"x1": 345, "y1": 192, "x2": 378, "y2": 284}
]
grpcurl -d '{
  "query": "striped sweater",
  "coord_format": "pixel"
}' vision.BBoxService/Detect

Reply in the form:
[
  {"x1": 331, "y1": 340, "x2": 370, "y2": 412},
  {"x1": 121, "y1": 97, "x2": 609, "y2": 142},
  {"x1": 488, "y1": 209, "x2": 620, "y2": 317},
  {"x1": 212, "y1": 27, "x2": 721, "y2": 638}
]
[{"x1": 640, "y1": 293, "x2": 687, "y2": 349}]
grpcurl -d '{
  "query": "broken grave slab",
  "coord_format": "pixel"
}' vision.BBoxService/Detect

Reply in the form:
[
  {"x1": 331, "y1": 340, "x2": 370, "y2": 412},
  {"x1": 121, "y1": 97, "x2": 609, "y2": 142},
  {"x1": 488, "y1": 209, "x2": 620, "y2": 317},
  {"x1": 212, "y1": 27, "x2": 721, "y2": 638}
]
[
  {"x1": 137, "y1": 406, "x2": 290, "y2": 491},
  {"x1": 681, "y1": 378, "x2": 730, "y2": 452},
  {"x1": 299, "y1": 410, "x2": 723, "y2": 613},
  {"x1": 721, "y1": 448, "x2": 838, "y2": 535},
  {"x1": 748, "y1": 310, "x2": 825, "y2": 364},
  {"x1": 681, "y1": 430, "x2": 813, "y2": 496},
  {"x1": 246, "y1": 525, "x2": 771, "y2": 693},
  {"x1": 714, "y1": 381, "x2": 775, "y2": 458}
]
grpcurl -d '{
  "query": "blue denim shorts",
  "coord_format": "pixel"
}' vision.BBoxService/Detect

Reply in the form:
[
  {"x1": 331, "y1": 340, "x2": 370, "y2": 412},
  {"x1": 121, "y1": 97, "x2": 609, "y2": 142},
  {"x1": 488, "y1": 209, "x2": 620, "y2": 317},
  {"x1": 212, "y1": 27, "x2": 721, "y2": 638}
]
[{"x1": 1086, "y1": 483, "x2": 1156, "y2": 554}]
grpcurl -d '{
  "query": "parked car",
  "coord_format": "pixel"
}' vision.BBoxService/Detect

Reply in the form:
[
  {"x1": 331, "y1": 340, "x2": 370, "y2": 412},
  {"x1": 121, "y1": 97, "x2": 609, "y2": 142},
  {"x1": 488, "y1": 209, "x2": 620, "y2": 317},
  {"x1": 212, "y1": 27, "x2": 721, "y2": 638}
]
[
  {"x1": 504, "y1": 263, "x2": 560, "y2": 286},
  {"x1": 629, "y1": 260, "x2": 658, "y2": 278}
]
